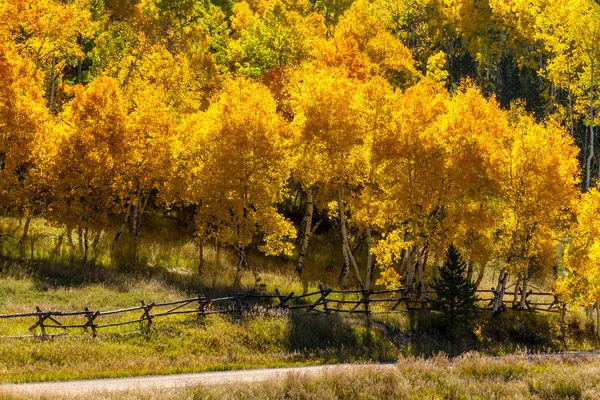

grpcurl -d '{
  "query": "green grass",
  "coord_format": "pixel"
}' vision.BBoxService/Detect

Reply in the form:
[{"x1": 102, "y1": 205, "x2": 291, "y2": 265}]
[
  {"x1": 0, "y1": 274, "x2": 399, "y2": 383},
  {"x1": 0, "y1": 271, "x2": 597, "y2": 384},
  {"x1": 4, "y1": 354, "x2": 600, "y2": 399}
]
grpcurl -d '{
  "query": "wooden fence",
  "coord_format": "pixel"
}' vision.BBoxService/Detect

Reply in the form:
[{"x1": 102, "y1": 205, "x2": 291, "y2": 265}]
[{"x1": 0, "y1": 285, "x2": 565, "y2": 339}]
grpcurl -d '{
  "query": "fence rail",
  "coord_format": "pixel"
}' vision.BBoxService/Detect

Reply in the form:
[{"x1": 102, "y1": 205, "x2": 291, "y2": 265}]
[{"x1": 0, "y1": 285, "x2": 565, "y2": 339}]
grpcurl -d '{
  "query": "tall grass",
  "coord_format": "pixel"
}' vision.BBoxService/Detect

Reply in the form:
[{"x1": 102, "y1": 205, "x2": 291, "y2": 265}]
[{"x1": 3, "y1": 353, "x2": 600, "y2": 399}]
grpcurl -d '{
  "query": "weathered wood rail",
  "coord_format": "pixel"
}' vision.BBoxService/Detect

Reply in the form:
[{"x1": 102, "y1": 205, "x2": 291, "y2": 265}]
[{"x1": 0, "y1": 286, "x2": 565, "y2": 338}]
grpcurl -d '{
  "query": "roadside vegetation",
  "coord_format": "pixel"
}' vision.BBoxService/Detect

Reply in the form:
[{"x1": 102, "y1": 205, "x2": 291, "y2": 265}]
[{"x1": 4, "y1": 354, "x2": 600, "y2": 399}]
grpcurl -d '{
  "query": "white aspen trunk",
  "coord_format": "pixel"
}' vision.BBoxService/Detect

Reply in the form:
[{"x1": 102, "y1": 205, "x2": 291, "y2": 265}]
[
  {"x1": 129, "y1": 188, "x2": 142, "y2": 261},
  {"x1": 91, "y1": 230, "x2": 102, "y2": 248},
  {"x1": 49, "y1": 53, "x2": 56, "y2": 111},
  {"x1": 404, "y1": 246, "x2": 417, "y2": 293},
  {"x1": 341, "y1": 246, "x2": 349, "y2": 289},
  {"x1": 513, "y1": 276, "x2": 522, "y2": 308},
  {"x1": 215, "y1": 240, "x2": 220, "y2": 267},
  {"x1": 474, "y1": 263, "x2": 486, "y2": 289},
  {"x1": 67, "y1": 227, "x2": 74, "y2": 248},
  {"x1": 492, "y1": 270, "x2": 508, "y2": 315},
  {"x1": 112, "y1": 203, "x2": 132, "y2": 250},
  {"x1": 131, "y1": 189, "x2": 140, "y2": 236},
  {"x1": 586, "y1": 59, "x2": 595, "y2": 191},
  {"x1": 466, "y1": 261, "x2": 474, "y2": 282},
  {"x1": 83, "y1": 227, "x2": 89, "y2": 266},
  {"x1": 18, "y1": 217, "x2": 31, "y2": 247},
  {"x1": 77, "y1": 228, "x2": 83, "y2": 252},
  {"x1": 338, "y1": 187, "x2": 363, "y2": 287},
  {"x1": 295, "y1": 188, "x2": 315, "y2": 277},
  {"x1": 398, "y1": 248, "x2": 410, "y2": 279},
  {"x1": 235, "y1": 247, "x2": 245, "y2": 290},
  {"x1": 365, "y1": 226, "x2": 374, "y2": 290},
  {"x1": 413, "y1": 247, "x2": 424, "y2": 297},
  {"x1": 568, "y1": 83, "x2": 575, "y2": 137},
  {"x1": 519, "y1": 267, "x2": 529, "y2": 309},
  {"x1": 198, "y1": 242, "x2": 204, "y2": 275},
  {"x1": 419, "y1": 249, "x2": 428, "y2": 300}
]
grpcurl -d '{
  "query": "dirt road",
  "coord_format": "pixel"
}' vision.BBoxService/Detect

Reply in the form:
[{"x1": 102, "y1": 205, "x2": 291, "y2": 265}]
[
  {"x1": 4, "y1": 351, "x2": 600, "y2": 397},
  {"x1": 1, "y1": 363, "x2": 396, "y2": 397}
]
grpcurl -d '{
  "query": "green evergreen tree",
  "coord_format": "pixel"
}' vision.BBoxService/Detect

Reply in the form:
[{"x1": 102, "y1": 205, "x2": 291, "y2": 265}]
[{"x1": 429, "y1": 244, "x2": 479, "y2": 332}]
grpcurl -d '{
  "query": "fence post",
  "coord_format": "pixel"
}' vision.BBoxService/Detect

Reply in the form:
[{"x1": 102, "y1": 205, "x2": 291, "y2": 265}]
[
  {"x1": 30, "y1": 306, "x2": 47, "y2": 337},
  {"x1": 318, "y1": 284, "x2": 330, "y2": 315},
  {"x1": 197, "y1": 295, "x2": 207, "y2": 321},
  {"x1": 275, "y1": 288, "x2": 294, "y2": 309},
  {"x1": 83, "y1": 307, "x2": 99, "y2": 337},
  {"x1": 140, "y1": 301, "x2": 154, "y2": 334},
  {"x1": 362, "y1": 287, "x2": 370, "y2": 315}
]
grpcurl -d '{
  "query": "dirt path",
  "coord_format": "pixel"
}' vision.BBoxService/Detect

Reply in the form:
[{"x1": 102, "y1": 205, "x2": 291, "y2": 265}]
[
  {"x1": 3, "y1": 351, "x2": 600, "y2": 397},
  {"x1": 1, "y1": 363, "x2": 396, "y2": 397}
]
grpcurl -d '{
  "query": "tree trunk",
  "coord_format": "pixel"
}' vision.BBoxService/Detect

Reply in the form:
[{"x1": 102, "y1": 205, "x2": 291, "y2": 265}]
[
  {"x1": 91, "y1": 230, "x2": 102, "y2": 248},
  {"x1": 338, "y1": 187, "x2": 363, "y2": 287},
  {"x1": 67, "y1": 227, "x2": 74, "y2": 248},
  {"x1": 53, "y1": 231, "x2": 65, "y2": 255},
  {"x1": 466, "y1": 261, "x2": 474, "y2": 282},
  {"x1": 296, "y1": 187, "x2": 315, "y2": 277},
  {"x1": 48, "y1": 53, "x2": 56, "y2": 111},
  {"x1": 76, "y1": 58, "x2": 82, "y2": 83},
  {"x1": 492, "y1": 270, "x2": 508, "y2": 316},
  {"x1": 519, "y1": 268, "x2": 529, "y2": 309},
  {"x1": 513, "y1": 276, "x2": 522, "y2": 308},
  {"x1": 83, "y1": 227, "x2": 89, "y2": 266},
  {"x1": 419, "y1": 248, "x2": 428, "y2": 300},
  {"x1": 18, "y1": 217, "x2": 31, "y2": 248},
  {"x1": 404, "y1": 246, "x2": 418, "y2": 293},
  {"x1": 586, "y1": 59, "x2": 595, "y2": 191},
  {"x1": 130, "y1": 190, "x2": 141, "y2": 260},
  {"x1": 340, "y1": 246, "x2": 350, "y2": 289},
  {"x1": 568, "y1": 84, "x2": 574, "y2": 137},
  {"x1": 474, "y1": 263, "x2": 486, "y2": 289},
  {"x1": 78, "y1": 228, "x2": 83, "y2": 252},
  {"x1": 234, "y1": 246, "x2": 245, "y2": 290},
  {"x1": 215, "y1": 240, "x2": 220, "y2": 267},
  {"x1": 112, "y1": 203, "x2": 132, "y2": 250},
  {"x1": 365, "y1": 226, "x2": 374, "y2": 290},
  {"x1": 198, "y1": 242, "x2": 204, "y2": 275}
]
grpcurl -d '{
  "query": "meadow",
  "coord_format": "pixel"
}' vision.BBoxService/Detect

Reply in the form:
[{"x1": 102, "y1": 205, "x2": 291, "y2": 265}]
[{"x1": 0, "y1": 217, "x2": 598, "y2": 384}]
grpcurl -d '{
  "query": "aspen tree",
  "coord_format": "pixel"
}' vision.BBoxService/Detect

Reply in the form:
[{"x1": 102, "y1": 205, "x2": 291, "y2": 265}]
[{"x1": 184, "y1": 78, "x2": 295, "y2": 286}]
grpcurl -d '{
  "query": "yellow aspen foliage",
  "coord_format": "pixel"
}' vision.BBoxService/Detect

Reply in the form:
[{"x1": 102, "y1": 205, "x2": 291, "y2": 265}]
[
  {"x1": 0, "y1": 46, "x2": 50, "y2": 219},
  {"x1": 491, "y1": 104, "x2": 580, "y2": 276},
  {"x1": 315, "y1": 0, "x2": 419, "y2": 86},
  {"x1": 182, "y1": 78, "x2": 295, "y2": 280},
  {"x1": 0, "y1": 0, "x2": 96, "y2": 109},
  {"x1": 289, "y1": 64, "x2": 372, "y2": 191},
  {"x1": 49, "y1": 77, "x2": 128, "y2": 232},
  {"x1": 426, "y1": 51, "x2": 449, "y2": 85},
  {"x1": 559, "y1": 186, "x2": 600, "y2": 308},
  {"x1": 434, "y1": 83, "x2": 510, "y2": 266},
  {"x1": 228, "y1": 0, "x2": 326, "y2": 77}
]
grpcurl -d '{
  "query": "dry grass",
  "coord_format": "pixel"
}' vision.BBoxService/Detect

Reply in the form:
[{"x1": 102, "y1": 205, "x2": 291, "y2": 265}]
[{"x1": 3, "y1": 353, "x2": 600, "y2": 399}]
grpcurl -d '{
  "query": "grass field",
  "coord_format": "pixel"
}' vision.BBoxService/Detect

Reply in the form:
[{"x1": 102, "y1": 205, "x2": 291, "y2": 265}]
[
  {"x1": 0, "y1": 216, "x2": 598, "y2": 385},
  {"x1": 3, "y1": 353, "x2": 600, "y2": 399}
]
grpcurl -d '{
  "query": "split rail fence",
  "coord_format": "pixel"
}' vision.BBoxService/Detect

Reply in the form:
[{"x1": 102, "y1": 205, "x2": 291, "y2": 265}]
[{"x1": 0, "y1": 285, "x2": 565, "y2": 339}]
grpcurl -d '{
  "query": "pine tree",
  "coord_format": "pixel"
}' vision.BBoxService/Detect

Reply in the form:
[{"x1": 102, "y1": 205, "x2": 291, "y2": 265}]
[{"x1": 430, "y1": 244, "x2": 479, "y2": 332}]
